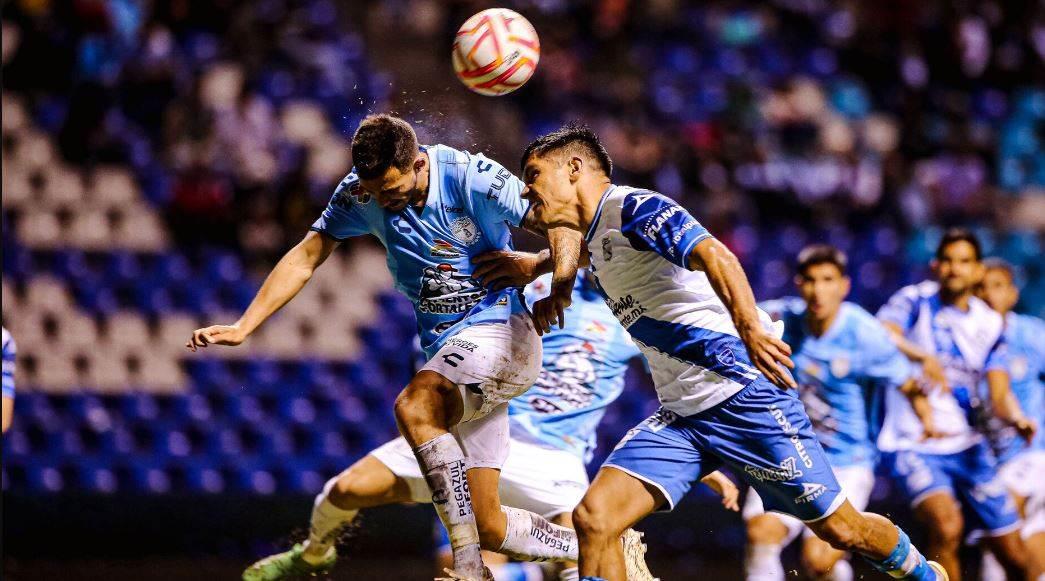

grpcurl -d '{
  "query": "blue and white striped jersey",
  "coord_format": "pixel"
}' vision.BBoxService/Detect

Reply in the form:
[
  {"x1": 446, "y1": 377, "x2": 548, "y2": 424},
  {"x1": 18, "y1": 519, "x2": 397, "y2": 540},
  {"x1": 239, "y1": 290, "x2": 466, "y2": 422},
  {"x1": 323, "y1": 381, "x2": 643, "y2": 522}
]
[
  {"x1": 2, "y1": 327, "x2": 15, "y2": 399},
  {"x1": 584, "y1": 185, "x2": 781, "y2": 417},
  {"x1": 876, "y1": 281, "x2": 1007, "y2": 454}
]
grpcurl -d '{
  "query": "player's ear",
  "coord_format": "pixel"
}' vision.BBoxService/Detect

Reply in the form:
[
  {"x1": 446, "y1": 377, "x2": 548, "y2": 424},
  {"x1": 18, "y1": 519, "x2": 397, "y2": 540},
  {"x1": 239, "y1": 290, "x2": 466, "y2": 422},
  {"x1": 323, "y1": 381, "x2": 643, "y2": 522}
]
[
  {"x1": 841, "y1": 276, "x2": 851, "y2": 297},
  {"x1": 568, "y1": 157, "x2": 582, "y2": 182},
  {"x1": 413, "y1": 154, "x2": 426, "y2": 173}
]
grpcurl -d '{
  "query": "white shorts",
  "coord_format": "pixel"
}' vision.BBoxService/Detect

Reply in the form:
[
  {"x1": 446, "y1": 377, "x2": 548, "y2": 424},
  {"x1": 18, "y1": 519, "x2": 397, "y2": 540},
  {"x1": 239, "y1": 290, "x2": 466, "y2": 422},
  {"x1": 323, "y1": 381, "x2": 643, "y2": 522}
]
[
  {"x1": 419, "y1": 314, "x2": 542, "y2": 469},
  {"x1": 371, "y1": 435, "x2": 589, "y2": 519},
  {"x1": 997, "y1": 449, "x2": 1045, "y2": 500},
  {"x1": 742, "y1": 464, "x2": 875, "y2": 544}
]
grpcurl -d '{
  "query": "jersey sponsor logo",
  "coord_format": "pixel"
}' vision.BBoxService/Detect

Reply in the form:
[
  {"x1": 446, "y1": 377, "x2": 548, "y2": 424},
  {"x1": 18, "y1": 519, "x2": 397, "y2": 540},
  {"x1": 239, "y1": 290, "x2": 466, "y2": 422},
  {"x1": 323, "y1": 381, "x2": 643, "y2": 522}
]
[
  {"x1": 643, "y1": 205, "x2": 683, "y2": 239},
  {"x1": 418, "y1": 263, "x2": 488, "y2": 315},
  {"x1": 447, "y1": 337, "x2": 478, "y2": 352},
  {"x1": 830, "y1": 357, "x2": 850, "y2": 378},
  {"x1": 645, "y1": 408, "x2": 679, "y2": 432},
  {"x1": 769, "y1": 404, "x2": 815, "y2": 468},
  {"x1": 606, "y1": 294, "x2": 648, "y2": 327},
  {"x1": 671, "y1": 220, "x2": 700, "y2": 245},
  {"x1": 584, "y1": 321, "x2": 609, "y2": 336},
  {"x1": 744, "y1": 456, "x2": 804, "y2": 482},
  {"x1": 450, "y1": 217, "x2": 481, "y2": 245},
  {"x1": 528, "y1": 342, "x2": 598, "y2": 414},
  {"x1": 794, "y1": 482, "x2": 827, "y2": 504},
  {"x1": 485, "y1": 167, "x2": 512, "y2": 200},
  {"x1": 445, "y1": 205, "x2": 464, "y2": 213},
  {"x1": 430, "y1": 239, "x2": 463, "y2": 258}
]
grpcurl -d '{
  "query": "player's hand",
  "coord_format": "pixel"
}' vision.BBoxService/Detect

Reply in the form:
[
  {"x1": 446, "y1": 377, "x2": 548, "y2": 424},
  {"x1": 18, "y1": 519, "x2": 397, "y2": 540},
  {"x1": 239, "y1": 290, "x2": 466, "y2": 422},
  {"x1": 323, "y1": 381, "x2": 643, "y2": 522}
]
[
  {"x1": 700, "y1": 471, "x2": 740, "y2": 512},
  {"x1": 740, "y1": 329, "x2": 796, "y2": 389},
  {"x1": 472, "y1": 250, "x2": 545, "y2": 290},
  {"x1": 920, "y1": 355, "x2": 949, "y2": 392},
  {"x1": 530, "y1": 284, "x2": 571, "y2": 336},
  {"x1": 1014, "y1": 417, "x2": 1038, "y2": 444},
  {"x1": 919, "y1": 419, "x2": 950, "y2": 441},
  {"x1": 186, "y1": 324, "x2": 247, "y2": 351}
]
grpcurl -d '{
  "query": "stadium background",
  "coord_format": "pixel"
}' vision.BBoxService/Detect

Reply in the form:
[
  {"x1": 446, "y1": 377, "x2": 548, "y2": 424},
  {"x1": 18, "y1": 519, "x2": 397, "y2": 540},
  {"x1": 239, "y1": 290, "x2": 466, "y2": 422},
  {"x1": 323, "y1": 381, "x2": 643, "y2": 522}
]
[{"x1": 1, "y1": 0, "x2": 1042, "y2": 579}]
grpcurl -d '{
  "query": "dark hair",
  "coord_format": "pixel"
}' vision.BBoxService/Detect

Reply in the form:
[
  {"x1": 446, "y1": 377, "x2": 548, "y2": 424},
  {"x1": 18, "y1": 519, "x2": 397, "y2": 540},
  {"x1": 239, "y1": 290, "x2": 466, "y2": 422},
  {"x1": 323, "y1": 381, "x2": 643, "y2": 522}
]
[
  {"x1": 982, "y1": 257, "x2": 1015, "y2": 280},
  {"x1": 521, "y1": 123, "x2": 613, "y2": 176},
  {"x1": 351, "y1": 114, "x2": 418, "y2": 180},
  {"x1": 935, "y1": 227, "x2": 981, "y2": 261},
  {"x1": 796, "y1": 244, "x2": 848, "y2": 277}
]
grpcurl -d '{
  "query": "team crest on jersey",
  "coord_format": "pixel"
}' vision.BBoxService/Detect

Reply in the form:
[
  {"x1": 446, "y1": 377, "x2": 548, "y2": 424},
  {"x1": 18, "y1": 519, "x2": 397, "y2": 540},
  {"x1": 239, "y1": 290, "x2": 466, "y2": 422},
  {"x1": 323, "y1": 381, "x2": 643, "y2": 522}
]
[
  {"x1": 418, "y1": 263, "x2": 487, "y2": 315},
  {"x1": 830, "y1": 357, "x2": 850, "y2": 378},
  {"x1": 601, "y1": 237, "x2": 613, "y2": 261},
  {"x1": 430, "y1": 239, "x2": 463, "y2": 258},
  {"x1": 450, "y1": 217, "x2": 481, "y2": 246},
  {"x1": 1010, "y1": 356, "x2": 1028, "y2": 381}
]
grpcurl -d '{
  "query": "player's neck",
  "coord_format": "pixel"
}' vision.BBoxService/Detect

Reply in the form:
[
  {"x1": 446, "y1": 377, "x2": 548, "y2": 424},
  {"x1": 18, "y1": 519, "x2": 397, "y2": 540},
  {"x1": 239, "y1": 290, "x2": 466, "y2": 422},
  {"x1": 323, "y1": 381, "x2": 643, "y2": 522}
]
[
  {"x1": 939, "y1": 288, "x2": 971, "y2": 311},
  {"x1": 805, "y1": 309, "x2": 840, "y2": 338},
  {"x1": 577, "y1": 179, "x2": 613, "y2": 234}
]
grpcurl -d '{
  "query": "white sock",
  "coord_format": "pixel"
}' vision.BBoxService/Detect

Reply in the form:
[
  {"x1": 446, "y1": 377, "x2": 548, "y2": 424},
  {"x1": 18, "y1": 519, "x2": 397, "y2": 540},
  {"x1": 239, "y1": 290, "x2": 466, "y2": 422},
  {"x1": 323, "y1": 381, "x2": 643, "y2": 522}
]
[
  {"x1": 745, "y1": 543, "x2": 785, "y2": 580},
  {"x1": 558, "y1": 566, "x2": 580, "y2": 581},
  {"x1": 826, "y1": 559, "x2": 853, "y2": 581},
  {"x1": 415, "y1": 433, "x2": 484, "y2": 578},
  {"x1": 980, "y1": 549, "x2": 1005, "y2": 581},
  {"x1": 302, "y1": 475, "x2": 359, "y2": 564},
  {"x1": 498, "y1": 505, "x2": 579, "y2": 562}
]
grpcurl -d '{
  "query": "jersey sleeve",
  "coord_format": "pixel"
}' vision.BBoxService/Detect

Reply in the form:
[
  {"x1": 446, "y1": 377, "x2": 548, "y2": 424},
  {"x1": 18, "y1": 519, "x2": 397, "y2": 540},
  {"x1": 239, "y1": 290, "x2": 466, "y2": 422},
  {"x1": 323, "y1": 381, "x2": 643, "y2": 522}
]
[
  {"x1": 310, "y1": 172, "x2": 372, "y2": 240},
  {"x1": 985, "y1": 334, "x2": 1009, "y2": 373},
  {"x1": 860, "y1": 319, "x2": 914, "y2": 388},
  {"x1": 2, "y1": 332, "x2": 16, "y2": 399},
  {"x1": 466, "y1": 152, "x2": 530, "y2": 227},
  {"x1": 876, "y1": 285, "x2": 921, "y2": 332},
  {"x1": 619, "y1": 192, "x2": 712, "y2": 268}
]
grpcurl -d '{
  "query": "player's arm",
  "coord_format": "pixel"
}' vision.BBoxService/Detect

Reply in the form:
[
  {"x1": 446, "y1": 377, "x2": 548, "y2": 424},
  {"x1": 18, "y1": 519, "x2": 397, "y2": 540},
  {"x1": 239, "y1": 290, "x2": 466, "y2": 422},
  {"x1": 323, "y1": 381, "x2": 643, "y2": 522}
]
[
  {"x1": 699, "y1": 471, "x2": 739, "y2": 512},
  {"x1": 187, "y1": 231, "x2": 339, "y2": 350},
  {"x1": 472, "y1": 244, "x2": 590, "y2": 291},
  {"x1": 879, "y1": 322, "x2": 949, "y2": 391},
  {"x1": 898, "y1": 378, "x2": 942, "y2": 440},
  {"x1": 688, "y1": 238, "x2": 796, "y2": 389},
  {"x1": 985, "y1": 369, "x2": 1037, "y2": 443},
  {"x1": 530, "y1": 226, "x2": 584, "y2": 336}
]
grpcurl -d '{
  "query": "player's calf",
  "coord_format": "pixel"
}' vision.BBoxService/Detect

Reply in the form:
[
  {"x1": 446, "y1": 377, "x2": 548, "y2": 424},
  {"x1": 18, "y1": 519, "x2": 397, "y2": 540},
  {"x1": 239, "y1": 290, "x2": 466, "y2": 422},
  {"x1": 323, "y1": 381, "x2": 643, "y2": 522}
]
[{"x1": 744, "y1": 514, "x2": 790, "y2": 581}]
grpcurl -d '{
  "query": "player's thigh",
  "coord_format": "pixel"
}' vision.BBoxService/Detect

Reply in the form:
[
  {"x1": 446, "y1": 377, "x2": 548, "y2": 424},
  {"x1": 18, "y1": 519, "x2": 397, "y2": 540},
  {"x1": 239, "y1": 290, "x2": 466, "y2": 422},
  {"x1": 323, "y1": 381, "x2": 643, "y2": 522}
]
[
  {"x1": 743, "y1": 489, "x2": 804, "y2": 546},
  {"x1": 422, "y1": 315, "x2": 542, "y2": 424},
  {"x1": 599, "y1": 408, "x2": 711, "y2": 513},
  {"x1": 366, "y1": 437, "x2": 435, "y2": 504},
  {"x1": 575, "y1": 466, "x2": 662, "y2": 536},
  {"x1": 705, "y1": 380, "x2": 844, "y2": 522},
  {"x1": 912, "y1": 490, "x2": 964, "y2": 541},
  {"x1": 498, "y1": 439, "x2": 588, "y2": 519}
]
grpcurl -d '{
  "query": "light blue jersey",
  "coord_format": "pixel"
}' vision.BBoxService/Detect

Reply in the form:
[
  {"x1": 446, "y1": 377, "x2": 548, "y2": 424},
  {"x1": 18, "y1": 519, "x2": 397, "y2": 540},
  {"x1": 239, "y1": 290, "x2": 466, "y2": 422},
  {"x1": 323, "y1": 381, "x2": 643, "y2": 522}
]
[
  {"x1": 761, "y1": 298, "x2": 912, "y2": 468},
  {"x1": 986, "y1": 312, "x2": 1045, "y2": 462},
  {"x1": 2, "y1": 327, "x2": 15, "y2": 399},
  {"x1": 311, "y1": 145, "x2": 530, "y2": 359},
  {"x1": 508, "y1": 272, "x2": 642, "y2": 462}
]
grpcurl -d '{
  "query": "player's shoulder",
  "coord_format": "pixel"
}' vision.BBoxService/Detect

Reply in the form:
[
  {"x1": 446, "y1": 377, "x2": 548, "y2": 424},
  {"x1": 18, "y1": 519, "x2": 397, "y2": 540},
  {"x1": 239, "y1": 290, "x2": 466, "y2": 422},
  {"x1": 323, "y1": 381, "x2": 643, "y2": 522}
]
[
  {"x1": 1012, "y1": 311, "x2": 1045, "y2": 333},
  {"x1": 840, "y1": 302, "x2": 888, "y2": 337},
  {"x1": 427, "y1": 144, "x2": 469, "y2": 166},
  {"x1": 618, "y1": 187, "x2": 676, "y2": 214},
  {"x1": 1, "y1": 327, "x2": 13, "y2": 353},
  {"x1": 329, "y1": 171, "x2": 370, "y2": 210}
]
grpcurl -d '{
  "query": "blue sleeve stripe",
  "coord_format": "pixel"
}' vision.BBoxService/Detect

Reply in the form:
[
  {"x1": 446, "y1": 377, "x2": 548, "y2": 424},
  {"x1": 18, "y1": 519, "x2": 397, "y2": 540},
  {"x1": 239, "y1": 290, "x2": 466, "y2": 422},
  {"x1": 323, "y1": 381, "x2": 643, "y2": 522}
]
[{"x1": 676, "y1": 230, "x2": 712, "y2": 269}]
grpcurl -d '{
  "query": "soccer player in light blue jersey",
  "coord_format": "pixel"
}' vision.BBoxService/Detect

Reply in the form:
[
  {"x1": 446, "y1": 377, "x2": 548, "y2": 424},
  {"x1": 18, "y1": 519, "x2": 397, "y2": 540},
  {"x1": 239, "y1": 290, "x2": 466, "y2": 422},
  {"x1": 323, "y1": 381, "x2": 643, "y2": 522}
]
[
  {"x1": 2, "y1": 326, "x2": 16, "y2": 433},
  {"x1": 876, "y1": 229, "x2": 1036, "y2": 581},
  {"x1": 977, "y1": 258, "x2": 1045, "y2": 580},
  {"x1": 486, "y1": 123, "x2": 947, "y2": 581},
  {"x1": 242, "y1": 270, "x2": 720, "y2": 581},
  {"x1": 742, "y1": 245, "x2": 918, "y2": 581},
  {"x1": 187, "y1": 114, "x2": 589, "y2": 581}
]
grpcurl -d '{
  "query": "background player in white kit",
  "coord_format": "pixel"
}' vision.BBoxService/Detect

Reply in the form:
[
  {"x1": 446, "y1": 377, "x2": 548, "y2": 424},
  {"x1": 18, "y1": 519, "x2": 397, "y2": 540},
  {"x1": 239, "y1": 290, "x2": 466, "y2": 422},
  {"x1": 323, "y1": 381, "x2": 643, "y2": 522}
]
[
  {"x1": 2, "y1": 326, "x2": 16, "y2": 434},
  {"x1": 743, "y1": 245, "x2": 920, "y2": 581},
  {"x1": 485, "y1": 124, "x2": 947, "y2": 581},
  {"x1": 876, "y1": 229, "x2": 1036, "y2": 580},
  {"x1": 188, "y1": 114, "x2": 584, "y2": 581},
  {"x1": 976, "y1": 258, "x2": 1045, "y2": 580}
]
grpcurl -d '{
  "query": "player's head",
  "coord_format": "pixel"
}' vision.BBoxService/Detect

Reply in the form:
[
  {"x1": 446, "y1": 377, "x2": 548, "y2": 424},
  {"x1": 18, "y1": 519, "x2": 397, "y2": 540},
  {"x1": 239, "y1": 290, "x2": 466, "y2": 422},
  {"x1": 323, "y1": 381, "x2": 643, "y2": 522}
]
[
  {"x1": 932, "y1": 228, "x2": 982, "y2": 296},
  {"x1": 978, "y1": 258, "x2": 1018, "y2": 314},
  {"x1": 794, "y1": 244, "x2": 850, "y2": 321},
  {"x1": 351, "y1": 114, "x2": 427, "y2": 212},
  {"x1": 520, "y1": 123, "x2": 612, "y2": 229}
]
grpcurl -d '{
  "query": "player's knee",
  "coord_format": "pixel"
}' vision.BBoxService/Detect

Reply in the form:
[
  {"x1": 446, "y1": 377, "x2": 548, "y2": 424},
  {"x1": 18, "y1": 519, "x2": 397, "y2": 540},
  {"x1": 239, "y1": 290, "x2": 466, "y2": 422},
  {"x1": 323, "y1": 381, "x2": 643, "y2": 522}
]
[
  {"x1": 925, "y1": 510, "x2": 963, "y2": 547},
  {"x1": 747, "y1": 515, "x2": 787, "y2": 546},
  {"x1": 573, "y1": 499, "x2": 621, "y2": 541}
]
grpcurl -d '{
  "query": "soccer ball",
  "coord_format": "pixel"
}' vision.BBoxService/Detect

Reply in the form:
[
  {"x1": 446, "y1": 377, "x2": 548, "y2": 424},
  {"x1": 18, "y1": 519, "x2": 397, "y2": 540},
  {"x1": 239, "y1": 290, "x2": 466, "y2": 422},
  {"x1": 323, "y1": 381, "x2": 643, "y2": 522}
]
[{"x1": 452, "y1": 8, "x2": 540, "y2": 96}]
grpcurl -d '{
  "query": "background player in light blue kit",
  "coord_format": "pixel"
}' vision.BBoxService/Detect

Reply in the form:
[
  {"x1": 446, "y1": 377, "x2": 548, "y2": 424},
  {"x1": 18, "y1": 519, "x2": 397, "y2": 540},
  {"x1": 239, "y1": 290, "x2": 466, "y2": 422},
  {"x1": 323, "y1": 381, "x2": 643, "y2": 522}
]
[
  {"x1": 743, "y1": 245, "x2": 919, "y2": 581},
  {"x1": 976, "y1": 258, "x2": 1045, "y2": 580},
  {"x1": 876, "y1": 229, "x2": 1036, "y2": 580},
  {"x1": 187, "y1": 114, "x2": 589, "y2": 581},
  {"x1": 489, "y1": 124, "x2": 947, "y2": 581}
]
